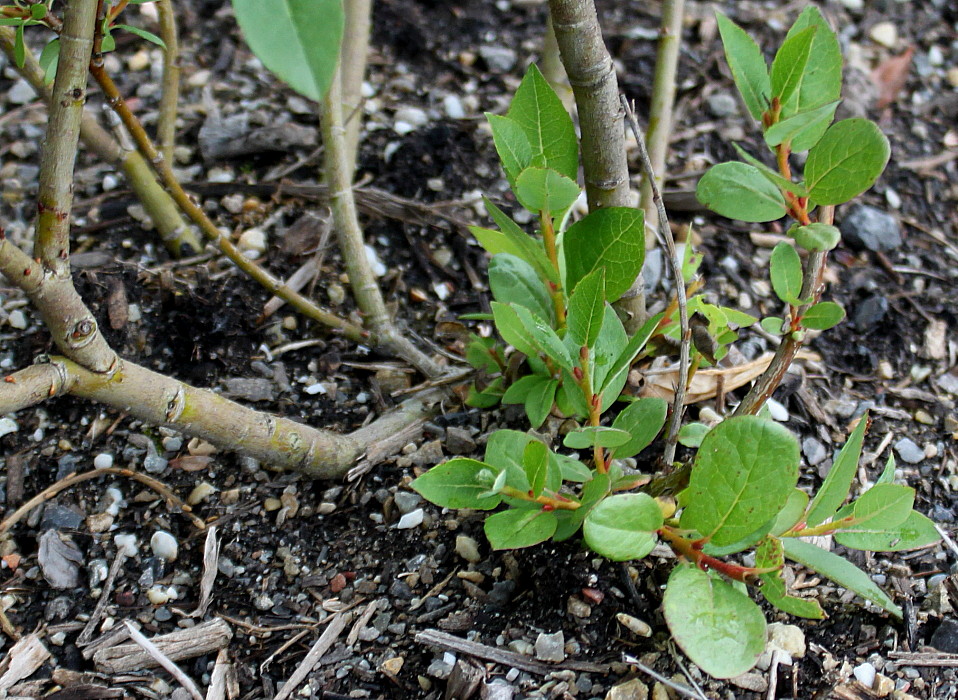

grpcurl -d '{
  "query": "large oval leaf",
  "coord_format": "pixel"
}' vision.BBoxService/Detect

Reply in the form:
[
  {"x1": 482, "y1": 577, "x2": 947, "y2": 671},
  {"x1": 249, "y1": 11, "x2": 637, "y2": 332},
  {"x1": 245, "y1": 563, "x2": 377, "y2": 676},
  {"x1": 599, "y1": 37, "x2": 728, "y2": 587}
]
[
  {"x1": 485, "y1": 508, "x2": 557, "y2": 549},
  {"x1": 488, "y1": 254, "x2": 555, "y2": 323},
  {"x1": 583, "y1": 493, "x2": 662, "y2": 561},
  {"x1": 696, "y1": 162, "x2": 788, "y2": 223},
  {"x1": 507, "y1": 65, "x2": 579, "y2": 180},
  {"x1": 664, "y1": 565, "x2": 767, "y2": 678},
  {"x1": 563, "y1": 207, "x2": 645, "y2": 302},
  {"x1": 232, "y1": 0, "x2": 344, "y2": 101},
  {"x1": 804, "y1": 119, "x2": 890, "y2": 206},
  {"x1": 411, "y1": 459, "x2": 501, "y2": 510},
  {"x1": 680, "y1": 416, "x2": 800, "y2": 547}
]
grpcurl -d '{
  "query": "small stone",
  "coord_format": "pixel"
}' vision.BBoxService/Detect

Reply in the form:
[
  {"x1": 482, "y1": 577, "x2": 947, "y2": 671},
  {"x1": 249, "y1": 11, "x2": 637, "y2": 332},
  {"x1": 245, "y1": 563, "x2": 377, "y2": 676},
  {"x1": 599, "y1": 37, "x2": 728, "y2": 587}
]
[
  {"x1": 948, "y1": 67, "x2": 958, "y2": 89},
  {"x1": 238, "y1": 228, "x2": 267, "y2": 256},
  {"x1": 478, "y1": 45, "x2": 517, "y2": 72},
  {"x1": 566, "y1": 596, "x2": 592, "y2": 618},
  {"x1": 411, "y1": 440, "x2": 444, "y2": 466},
  {"x1": 852, "y1": 295, "x2": 889, "y2": 332},
  {"x1": 127, "y1": 49, "x2": 150, "y2": 71},
  {"x1": 534, "y1": 631, "x2": 565, "y2": 662},
  {"x1": 854, "y1": 662, "x2": 877, "y2": 688},
  {"x1": 936, "y1": 370, "x2": 958, "y2": 396},
  {"x1": 187, "y1": 69, "x2": 211, "y2": 88},
  {"x1": 706, "y1": 93, "x2": 738, "y2": 118},
  {"x1": 8, "y1": 79, "x2": 37, "y2": 105},
  {"x1": 873, "y1": 674, "x2": 895, "y2": 696},
  {"x1": 445, "y1": 427, "x2": 477, "y2": 455},
  {"x1": 374, "y1": 368, "x2": 411, "y2": 394},
  {"x1": 455, "y1": 535, "x2": 482, "y2": 563},
  {"x1": 838, "y1": 0, "x2": 863, "y2": 10},
  {"x1": 187, "y1": 482, "x2": 217, "y2": 505},
  {"x1": 868, "y1": 22, "x2": 897, "y2": 49},
  {"x1": 766, "y1": 397, "x2": 789, "y2": 422},
  {"x1": 253, "y1": 593, "x2": 274, "y2": 611},
  {"x1": 381, "y1": 657, "x2": 404, "y2": 675},
  {"x1": 147, "y1": 586, "x2": 176, "y2": 605},
  {"x1": 605, "y1": 678, "x2": 649, "y2": 700},
  {"x1": 393, "y1": 491, "x2": 422, "y2": 515},
  {"x1": 426, "y1": 657, "x2": 454, "y2": 679},
  {"x1": 86, "y1": 513, "x2": 114, "y2": 533},
  {"x1": 894, "y1": 437, "x2": 924, "y2": 464},
  {"x1": 914, "y1": 410, "x2": 935, "y2": 426},
  {"x1": 330, "y1": 573, "x2": 347, "y2": 593},
  {"x1": 365, "y1": 245, "x2": 386, "y2": 277},
  {"x1": 729, "y1": 673, "x2": 768, "y2": 692},
  {"x1": 803, "y1": 437, "x2": 828, "y2": 466},
  {"x1": 767, "y1": 622, "x2": 806, "y2": 659},
  {"x1": 443, "y1": 94, "x2": 466, "y2": 119},
  {"x1": 507, "y1": 639, "x2": 534, "y2": 655},
  {"x1": 0, "y1": 417, "x2": 17, "y2": 438},
  {"x1": 840, "y1": 205, "x2": 901, "y2": 252},
  {"x1": 150, "y1": 531, "x2": 178, "y2": 562},
  {"x1": 41, "y1": 504, "x2": 85, "y2": 530},
  {"x1": 930, "y1": 618, "x2": 958, "y2": 653},
  {"x1": 7, "y1": 310, "x2": 27, "y2": 329},
  {"x1": 114, "y1": 533, "x2": 139, "y2": 557},
  {"x1": 616, "y1": 612, "x2": 652, "y2": 637},
  {"x1": 94, "y1": 453, "x2": 114, "y2": 469},
  {"x1": 396, "y1": 508, "x2": 424, "y2": 529}
]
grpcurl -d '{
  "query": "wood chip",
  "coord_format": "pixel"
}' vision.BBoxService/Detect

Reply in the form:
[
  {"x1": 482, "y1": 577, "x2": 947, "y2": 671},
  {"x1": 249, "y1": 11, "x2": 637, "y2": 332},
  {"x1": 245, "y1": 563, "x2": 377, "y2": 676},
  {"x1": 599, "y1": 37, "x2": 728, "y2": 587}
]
[
  {"x1": 0, "y1": 633, "x2": 50, "y2": 692},
  {"x1": 92, "y1": 618, "x2": 232, "y2": 673}
]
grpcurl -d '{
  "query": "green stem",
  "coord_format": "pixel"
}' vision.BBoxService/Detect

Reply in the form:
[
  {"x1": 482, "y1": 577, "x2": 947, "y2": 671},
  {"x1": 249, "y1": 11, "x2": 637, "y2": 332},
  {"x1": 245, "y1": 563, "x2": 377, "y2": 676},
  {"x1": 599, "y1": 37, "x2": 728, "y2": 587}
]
[
  {"x1": 499, "y1": 485, "x2": 580, "y2": 510},
  {"x1": 155, "y1": 0, "x2": 180, "y2": 165},
  {"x1": 540, "y1": 210, "x2": 567, "y2": 328}
]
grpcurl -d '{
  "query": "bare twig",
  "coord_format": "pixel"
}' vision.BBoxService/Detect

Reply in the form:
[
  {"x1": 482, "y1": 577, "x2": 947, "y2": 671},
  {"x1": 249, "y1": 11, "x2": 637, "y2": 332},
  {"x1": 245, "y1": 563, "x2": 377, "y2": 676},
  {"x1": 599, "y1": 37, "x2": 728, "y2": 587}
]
[
  {"x1": 273, "y1": 614, "x2": 349, "y2": 700},
  {"x1": 155, "y1": 0, "x2": 180, "y2": 165},
  {"x1": 622, "y1": 653, "x2": 705, "y2": 699},
  {"x1": 191, "y1": 526, "x2": 220, "y2": 618},
  {"x1": 206, "y1": 649, "x2": 231, "y2": 700},
  {"x1": 77, "y1": 550, "x2": 128, "y2": 646},
  {"x1": 93, "y1": 618, "x2": 232, "y2": 673},
  {"x1": 124, "y1": 621, "x2": 204, "y2": 700},
  {"x1": 622, "y1": 97, "x2": 689, "y2": 467}
]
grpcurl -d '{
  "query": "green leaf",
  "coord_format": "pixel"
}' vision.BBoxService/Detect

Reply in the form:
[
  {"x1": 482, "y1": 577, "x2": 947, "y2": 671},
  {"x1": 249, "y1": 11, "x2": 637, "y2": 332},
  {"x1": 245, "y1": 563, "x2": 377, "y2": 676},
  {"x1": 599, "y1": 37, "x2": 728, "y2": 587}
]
[
  {"x1": 30, "y1": 3, "x2": 47, "y2": 19},
  {"x1": 770, "y1": 242, "x2": 805, "y2": 305},
  {"x1": 485, "y1": 508, "x2": 558, "y2": 549},
  {"x1": 512, "y1": 304, "x2": 575, "y2": 372},
  {"x1": 664, "y1": 565, "x2": 767, "y2": 678},
  {"x1": 467, "y1": 378, "x2": 505, "y2": 408},
  {"x1": 696, "y1": 162, "x2": 788, "y2": 223},
  {"x1": 491, "y1": 302, "x2": 538, "y2": 358},
  {"x1": 551, "y1": 452, "x2": 593, "y2": 483},
  {"x1": 805, "y1": 119, "x2": 890, "y2": 206},
  {"x1": 702, "y1": 516, "x2": 776, "y2": 557},
  {"x1": 835, "y1": 510, "x2": 941, "y2": 552},
  {"x1": 681, "y1": 239, "x2": 704, "y2": 282},
  {"x1": 756, "y1": 537, "x2": 825, "y2": 618},
  {"x1": 514, "y1": 167, "x2": 580, "y2": 214},
  {"x1": 14, "y1": 21, "x2": 25, "y2": 68},
  {"x1": 760, "y1": 316, "x2": 786, "y2": 335},
  {"x1": 790, "y1": 223, "x2": 841, "y2": 252},
  {"x1": 764, "y1": 100, "x2": 839, "y2": 148},
  {"x1": 411, "y1": 459, "x2": 502, "y2": 510},
  {"x1": 481, "y1": 197, "x2": 558, "y2": 283},
  {"x1": 801, "y1": 301, "x2": 845, "y2": 331},
  {"x1": 600, "y1": 312, "x2": 664, "y2": 395},
  {"x1": 523, "y1": 440, "x2": 550, "y2": 497},
  {"x1": 563, "y1": 427, "x2": 631, "y2": 450},
  {"x1": 771, "y1": 488, "x2": 809, "y2": 535},
  {"x1": 488, "y1": 254, "x2": 555, "y2": 323},
  {"x1": 487, "y1": 114, "x2": 533, "y2": 183},
  {"x1": 231, "y1": 0, "x2": 344, "y2": 101},
  {"x1": 507, "y1": 64, "x2": 579, "y2": 181},
  {"x1": 848, "y1": 483, "x2": 915, "y2": 529},
  {"x1": 563, "y1": 208, "x2": 645, "y2": 303},
  {"x1": 38, "y1": 39, "x2": 60, "y2": 86},
  {"x1": 485, "y1": 430, "x2": 539, "y2": 492},
  {"x1": 556, "y1": 371, "x2": 590, "y2": 418},
  {"x1": 611, "y1": 398, "x2": 668, "y2": 458},
  {"x1": 583, "y1": 493, "x2": 662, "y2": 561},
  {"x1": 782, "y1": 538, "x2": 902, "y2": 617},
  {"x1": 732, "y1": 144, "x2": 808, "y2": 196},
  {"x1": 770, "y1": 25, "x2": 816, "y2": 105},
  {"x1": 877, "y1": 452, "x2": 897, "y2": 486},
  {"x1": 805, "y1": 413, "x2": 869, "y2": 527},
  {"x1": 554, "y1": 473, "x2": 609, "y2": 541},
  {"x1": 502, "y1": 374, "x2": 545, "y2": 405},
  {"x1": 524, "y1": 377, "x2": 558, "y2": 430},
  {"x1": 566, "y1": 269, "x2": 606, "y2": 348},
  {"x1": 115, "y1": 23, "x2": 167, "y2": 49},
  {"x1": 680, "y1": 416, "x2": 800, "y2": 547},
  {"x1": 677, "y1": 422, "x2": 710, "y2": 448},
  {"x1": 780, "y1": 6, "x2": 843, "y2": 151},
  {"x1": 465, "y1": 335, "x2": 501, "y2": 373},
  {"x1": 591, "y1": 306, "x2": 629, "y2": 398},
  {"x1": 715, "y1": 12, "x2": 770, "y2": 121}
]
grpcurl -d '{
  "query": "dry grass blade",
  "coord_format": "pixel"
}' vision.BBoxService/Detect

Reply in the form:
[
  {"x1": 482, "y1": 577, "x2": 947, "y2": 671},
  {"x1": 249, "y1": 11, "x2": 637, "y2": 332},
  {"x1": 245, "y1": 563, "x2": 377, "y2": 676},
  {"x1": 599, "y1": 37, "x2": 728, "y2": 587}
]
[{"x1": 192, "y1": 526, "x2": 221, "y2": 618}]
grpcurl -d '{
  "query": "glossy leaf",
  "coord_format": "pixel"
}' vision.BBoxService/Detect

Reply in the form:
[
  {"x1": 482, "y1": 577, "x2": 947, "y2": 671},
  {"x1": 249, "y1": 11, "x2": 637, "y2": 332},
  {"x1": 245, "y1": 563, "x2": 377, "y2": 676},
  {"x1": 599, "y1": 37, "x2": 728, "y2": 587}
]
[
  {"x1": 563, "y1": 427, "x2": 631, "y2": 450},
  {"x1": 732, "y1": 144, "x2": 808, "y2": 196},
  {"x1": 583, "y1": 493, "x2": 662, "y2": 561},
  {"x1": 770, "y1": 25, "x2": 816, "y2": 105},
  {"x1": 512, "y1": 305, "x2": 575, "y2": 371},
  {"x1": 524, "y1": 377, "x2": 558, "y2": 430},
  {"x1": 232, "y1": 0, "x2": 344, "y2": 101},
  {"x1": 514, "y1": 167, "x2": 581, "y2": 214},
  {"x1": 411, "y1": 459, "x2": 502, "y2": 510},
  {"x1": 664, "y1": 565, "x2": 767, "y2": 678},
  {"x1": 760, "y1": 316, "x2": 786, "y2": 335},
  {"x1": 680, "y1": 416, "x2": 800, "y2": 547},
  {"x1": 523, "y1": 440, "x2": 550, "y2": 497},
  {"x1": 805, "y1": 119, "x2": 891, "y2": 206},
  {"x1": 756, "y1": 537, "x2": 825, "y2": 618},
  {"x1": 488, "y1": 254, "x2": 555, "y2": 323},
  {"x1": 485, "y1": 430, "x2": 544, "y2": 492},
  {"x1": 790, "y1": 222, "x2": 841, "y2": 252},
  {"x1": 563, "y1": 208, "x2": 645, "y2": 302},
  {"x1": 677, "y1": 422, "x2": 710, "y2": 448},
  {"x1": 566, "y1": 269, "x2": 606, "y2": 348},
  {"x1": 507, "y1": 64, "x2": 579, "y2": 181},
  {"x1": 835, "y1": 510, "x2": 941, "y2": 552},
  {"x1": 805, "y1": 413, "x2": 869, "y2": 527},
  {"x1": 770, "y1": 242, "x2": 805, "y2": 305},
  {"x1": 554, "y1": 473, "x2": 609, "y2": 541},
  {"x1": 764, "y1": 100, "x2": 839, "y2": 147},
  {"x1": 801, "y1": 301, "x2": 845, "y2": 331},
  {"x1": 715, "y1": 12, "x2": 770, "y2": 120},
  {"x1": 696, "y1": 162, "x2": 788, "y2": 223},
  {"x1": 38, "y1": 39, "x2": 59, "y2": 85},
  {"x1": 487, "y1": 114, "x2": 533, "y2": 182},
  {"x1": 611, "y1": 398, "x2": 668, "y2": 458},
  {"x1": 485, "y1": 507, "x2": 558, "y2": 549},
  {"x1": 551, "y1": 452, "x2": 593, "y2": 483},
  {"x1": 783, "y1": 538, "x2": 902, "y2": 617},
  {"x1": 115, "y1": 24, "x2": 167, "y2": 48}
]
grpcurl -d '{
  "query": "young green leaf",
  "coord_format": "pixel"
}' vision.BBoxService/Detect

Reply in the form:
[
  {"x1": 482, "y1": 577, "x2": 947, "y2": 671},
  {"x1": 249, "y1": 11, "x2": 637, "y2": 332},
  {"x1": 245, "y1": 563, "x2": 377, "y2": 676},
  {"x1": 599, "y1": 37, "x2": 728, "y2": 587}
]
[
  {"x1": 14, "y1": 21, "x2": 25, "y2": 68},
  {"x1": 487, "y1": 114, "x2": 533, "y2": 183},
  {"x1": 715, "y1": 12, "x2": 770, "y2": 121},
  {"x1": 522, "y1": 440, "x2": 550, "y2": 497},
  {"x1": 485, "y1": 507, "x2": 558, "y2": 549},
  {"x1": 782, "y1": 538, "x2": 902, "y2": 617},
  {"x1": 553, "y1": 473, "x2": 609, "y2": 541},
  {"x1": 411, "y1": 459, "x2": 502, "y2": 510},
  {"x1": 38, "y1": 39, "x2": 60, "y2": 85},
  {"x1": 556, "y1": 371, "x2": 590, "y2": 418},
  {"x1": 524, "y1": 377, "x2": 558, "y2": 430},
  {"x1": 760, "y1": 316, "x2": 786, "y2": 335},
  {"x1": 789, "y1": 222, "x2": 841, "y2": 252},
  {"x1": 502, "y1": 374, "x2": 545, "y2": 405},
  {"x1": 514, "y1": 167, "x2": 581, "y2": 214},
  {"x1": 566, "y1": 269, "x2": 606, "y2": 348},
  {"x1": 801, "y1": 301, "x2": 845, "y2": 331},
  {"x1": 583, "y1": 493, "x2": 662, "y2": 561},
  {"x1": 507, "y1": 64, "x2": 579, "y2": 181},
  {"x1": 467, "y1": 378, "x2": 505, "y2": 409},
  {"x1": 590, "y1": 305, "x2": 629, "y2": 393},
  {"x1": 680, "y1": 416, "x2": 800, "y2": 547},
  {"x1": 664, "y1": 565, "x2": 767, "y2": 679},
  {"x1": 488, "y1": 254, "x2": 555, "y2": 323},
  {"x1": 770, "y1": 25, "x2": 817, "y2": 105},
  {"x1": 805, "y1": 414, "x2": 869, "y2": 527},
  {"x1": 877, "y1": 452, "x2": 897, "y2": 486},
  {"x1": 732, "y1": 144, "x2": 808, "y2": 197},
  {"x1": 491, "y1": 302, "x2": 539, "y2": 358},
  {"x1": 465, "y1": 335, "x2": 501, "y2": 374},
  {"x1": 846, "y1": 483, "x2": 915, "y2": 529},
  {"x1": 563, "y1": 427, "x2": 631, "y2": 450},
  {"x1": 770, "y1": 242, "x2": 805, "y2": 305},
  {"x1": 677, "y1": 422, "x2": 710, "y2": 448},
  {"x1": 610, "y1": 397, "x2": 668, "y2": 458},
  {"x1": 232, "y1": 0, "x2": 344, "y2": 101},
  {"x1": 681, "y1": 239, "x2": 704, "y2": 282},
  {"x1": 756, "y1": 537, "x2": 825, "y2": 618},
  {"x1": 485, "y1": 430, "x2": 540, "y2": 492},
  {"x1": 805, "y1": 119, "x2": 891, "y2": 206},
  {"x1": 115, "y1": 24, "x2": 167, "y2": 48},
  {"x1": 600, "y1": 312, "x2": 664, "y2": 395},
  {"x1": 771, "y1": 488, "x2": 809, "y2": 535},
  {"x1": 696, "y1": 162, "x2": 788, "y2": 223},
  {"x1": 835, "y1": 510, "x2": 941, "y2": 552},
  {"x1": 512, "y1": 304, "x2": 575, "y2": 371},
  {"x1": 481, "y1": 197, "x2": 558, "y2": 283},
  {"x1": 779, "y1": 6, "x2": 843, "y2": 151},
  {"x1": 563, "y1": 208, "x2": 645, "y2": 302},
  {"x1": 551, "y1": 452, "x2": 593, "y2": 483},
  {"x1": 764, "y1": 100, "x2": 839, "y2": 148}
]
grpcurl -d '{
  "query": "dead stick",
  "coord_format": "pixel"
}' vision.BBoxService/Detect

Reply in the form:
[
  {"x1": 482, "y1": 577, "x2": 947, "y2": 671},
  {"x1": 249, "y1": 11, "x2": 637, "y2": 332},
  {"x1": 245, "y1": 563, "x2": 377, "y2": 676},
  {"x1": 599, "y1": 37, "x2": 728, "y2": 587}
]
[{"x1": 124, "y1": 621, "x2": 204, "y2": 700}]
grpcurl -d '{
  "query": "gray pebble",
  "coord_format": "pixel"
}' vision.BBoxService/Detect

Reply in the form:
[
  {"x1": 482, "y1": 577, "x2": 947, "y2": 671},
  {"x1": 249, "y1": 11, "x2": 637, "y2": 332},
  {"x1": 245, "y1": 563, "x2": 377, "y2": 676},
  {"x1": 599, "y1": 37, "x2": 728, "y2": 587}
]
[
  {"x1": 154, "y1": 606, "x2": 172, "y2": 622},
  {"x1": 535, "y1": 631, "x2": 566, "y2": 662},
  {"x1": 479, "y1": 45, "x2": 517, "y2": 73},
  {"x1": 930, "y1": 618, "x2": 958, "y2": 654},
  {"x1": 852, "y1": 295, "x2": 888, "y2": 332},
  {"x1": 802, "y1": 437, "x2": 828, "y2": 466},
  {"x1": 840, "y1": 205, "x2": 902, "y2": 252},
  {"x1": 707, "y1": 93, "x2": 739, "y2": 118},
  {"x1": 7, "y1": 79, "x2": 36, "y2": 105},
  {"x1": 894, "y1": 437, "x2": 924, "y2": 464},
  {"x1": 41, "y1": 504, "x2": 85, "y2": 530},
  {"x1": 44, "y1": 595, "x2": 73, "y2": 621},
  {"x1": 445, "y1": 426, "x2": 477, "y2": 455},
  {"x1": 393, "y1": 491, "x2": 422, "y2": 514}
]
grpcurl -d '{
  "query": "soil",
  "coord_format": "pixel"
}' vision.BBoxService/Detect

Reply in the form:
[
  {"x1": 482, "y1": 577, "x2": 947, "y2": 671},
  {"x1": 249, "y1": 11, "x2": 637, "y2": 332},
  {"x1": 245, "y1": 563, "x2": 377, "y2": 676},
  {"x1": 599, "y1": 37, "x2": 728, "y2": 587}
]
[{"x1": 0, "y1": 0, "x2": 957, "y2": 698}]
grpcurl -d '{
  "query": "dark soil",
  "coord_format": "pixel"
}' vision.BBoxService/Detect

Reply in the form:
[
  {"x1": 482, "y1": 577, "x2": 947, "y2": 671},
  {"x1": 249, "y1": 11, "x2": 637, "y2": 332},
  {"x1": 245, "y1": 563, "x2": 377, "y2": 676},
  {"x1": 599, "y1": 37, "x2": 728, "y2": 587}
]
[{"x1": 0, "y1": 1, "x2": 956, "y2": 699}]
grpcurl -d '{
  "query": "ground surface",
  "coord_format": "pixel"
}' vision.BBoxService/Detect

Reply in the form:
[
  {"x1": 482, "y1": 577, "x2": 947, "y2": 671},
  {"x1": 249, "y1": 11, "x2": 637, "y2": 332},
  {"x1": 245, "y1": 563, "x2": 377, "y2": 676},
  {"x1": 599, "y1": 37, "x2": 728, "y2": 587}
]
[{"x1": 0, "y1": 0, "x2": 957, "y2": 698}]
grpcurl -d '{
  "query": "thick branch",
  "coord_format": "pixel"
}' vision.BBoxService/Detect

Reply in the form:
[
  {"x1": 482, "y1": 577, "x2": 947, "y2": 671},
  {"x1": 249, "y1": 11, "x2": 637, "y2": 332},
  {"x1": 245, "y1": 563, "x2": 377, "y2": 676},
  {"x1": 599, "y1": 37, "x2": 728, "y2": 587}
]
[{"x1": 33, "y1": 0, "x2": 97, "y2": 275}]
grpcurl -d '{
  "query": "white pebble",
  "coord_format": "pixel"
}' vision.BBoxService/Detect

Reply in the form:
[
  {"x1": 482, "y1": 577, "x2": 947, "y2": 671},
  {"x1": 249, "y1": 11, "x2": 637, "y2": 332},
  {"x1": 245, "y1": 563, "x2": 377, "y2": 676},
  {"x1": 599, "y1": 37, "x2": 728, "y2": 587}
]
[
  {"x1": 146, "y1": 585, "x2": 177, "y2": 605},
  {"x1": 394, "y1": 106, "x2": 428, "y2": 128},
  {"x1": 365, "y1": 244, "x2": 387, "y2": 277},
  {"x1": 239, "y1": 228, "x2": 267, "y2": 254},
  {"x1": 868, "y1": 22, "x2": 897, "y2": 49},
  {"x1": 114, "y1": 533, "x2": 139, "y2": 557},
  {"x1": 102, "y1": 174, "x2": 120, "y2": 191},
  {"x1": 395, "y1": 508, "x2": 424, "y2": 529},
  {"x1": 7, "y1": 310, "x2": 27, "y2": 330},
  {"x1": 304, "y1": 382, "x2": 326, "y2": 395},
  {"x1": 94, "y1": 453, "x2": 114, "y2": 469},
  {"x1": 104, "y1": 487, "x2": 124, "y2": 516},
  {"x1": 0, "y1": 417, "x2": 18, "y2": 438},
  {"x1": 433, "y1": 281, "x2": 450, "y2": 301},
  {"x1": 766, "y1": 397, "x2": 790, "y2": 422},
  {"x1": 443, "y1": 94, "x2": 466, "y2": 119},
  {"x1": 885, "y1": 188, "x2": 902, "y2": 210},
  {"x1": 150, "y1": 531, "x2": 178, "y2": 562},
  {"x1": 854, "y1": 662, "x2": 876, "y2": 688}
]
